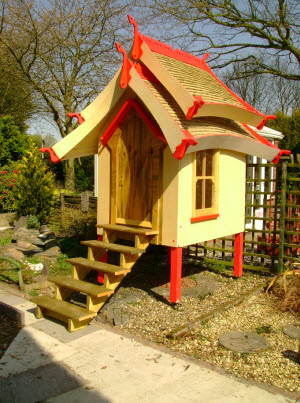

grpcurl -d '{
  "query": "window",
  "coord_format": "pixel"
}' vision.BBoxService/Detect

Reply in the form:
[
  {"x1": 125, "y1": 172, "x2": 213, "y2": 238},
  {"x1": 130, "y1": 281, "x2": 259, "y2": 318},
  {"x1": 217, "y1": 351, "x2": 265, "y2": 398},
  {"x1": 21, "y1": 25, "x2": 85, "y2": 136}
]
[{"x1": 192, "y1": 149, "x2": 219, "y2": 221}]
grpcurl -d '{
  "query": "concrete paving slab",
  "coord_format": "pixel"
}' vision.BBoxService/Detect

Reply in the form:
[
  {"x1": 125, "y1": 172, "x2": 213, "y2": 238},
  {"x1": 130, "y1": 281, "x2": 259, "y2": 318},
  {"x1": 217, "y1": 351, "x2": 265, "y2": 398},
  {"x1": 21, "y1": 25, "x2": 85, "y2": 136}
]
[
  {"x1": 0, "y1": 327, "x2": 76, "y2": 376},
  {"x1": 30, "y1": 317, "x2": 101, "y2": 343},
  {"x1": 0, "y1": 293, "x2": 27, "y2": 307},
  {"x1": 59, "y1": 327, "x2": 293, "y2": 403},
  {"x1": 0, "y1": 362, "x2": 87, "y2": 403}
]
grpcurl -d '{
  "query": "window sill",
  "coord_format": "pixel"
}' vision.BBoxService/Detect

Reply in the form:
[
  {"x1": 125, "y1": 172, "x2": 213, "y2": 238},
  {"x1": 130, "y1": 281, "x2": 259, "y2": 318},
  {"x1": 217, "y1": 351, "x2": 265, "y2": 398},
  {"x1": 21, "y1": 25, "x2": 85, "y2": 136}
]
[{"x1": 190, "y1": 213, "x2": 219, "y2": 223}]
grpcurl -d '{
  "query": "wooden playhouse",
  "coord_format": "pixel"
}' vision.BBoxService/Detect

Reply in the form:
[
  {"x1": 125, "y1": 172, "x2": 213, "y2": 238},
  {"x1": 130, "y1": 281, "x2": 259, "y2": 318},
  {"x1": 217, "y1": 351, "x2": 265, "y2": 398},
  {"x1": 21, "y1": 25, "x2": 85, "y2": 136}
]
[{"x1": 33, "y1": 16, "x2": 290, "y2": 331}]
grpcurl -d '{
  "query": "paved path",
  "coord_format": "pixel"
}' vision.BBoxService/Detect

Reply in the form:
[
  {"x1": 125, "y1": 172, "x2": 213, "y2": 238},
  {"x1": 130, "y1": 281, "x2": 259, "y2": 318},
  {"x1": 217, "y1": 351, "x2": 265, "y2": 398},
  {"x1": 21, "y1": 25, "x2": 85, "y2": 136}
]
[{"x1": 0, "y1": 288, "x2": 297, "y2": 403}]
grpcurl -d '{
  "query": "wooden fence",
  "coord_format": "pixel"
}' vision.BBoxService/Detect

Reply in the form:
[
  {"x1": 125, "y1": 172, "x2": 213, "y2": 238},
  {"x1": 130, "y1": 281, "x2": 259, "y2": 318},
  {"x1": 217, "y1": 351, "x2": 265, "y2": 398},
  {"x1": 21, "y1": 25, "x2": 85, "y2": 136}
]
[
  {"x1": 60, "y1": 192, "x2": 97, "y2": 212},
  {"x1": 187, "y1": 154, "x2": 300, "y2": 274}
]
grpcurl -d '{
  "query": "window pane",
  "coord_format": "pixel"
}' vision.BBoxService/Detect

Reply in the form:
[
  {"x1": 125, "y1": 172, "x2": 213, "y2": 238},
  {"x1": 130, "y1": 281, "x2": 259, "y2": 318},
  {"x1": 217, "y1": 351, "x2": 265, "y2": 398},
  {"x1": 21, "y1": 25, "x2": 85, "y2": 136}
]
[
  {"x1": 196, "y1": 179, "x2": 203, "y2": 210},
  {"x1": 206, "y1": 150, "x2": 213, "y2": 176},
  {"x1": 196, "y1": 151, "x2": 204, "y2": 176},
  {"x1": 205, "y1": 179, "x2": 214, "y2": 208}
]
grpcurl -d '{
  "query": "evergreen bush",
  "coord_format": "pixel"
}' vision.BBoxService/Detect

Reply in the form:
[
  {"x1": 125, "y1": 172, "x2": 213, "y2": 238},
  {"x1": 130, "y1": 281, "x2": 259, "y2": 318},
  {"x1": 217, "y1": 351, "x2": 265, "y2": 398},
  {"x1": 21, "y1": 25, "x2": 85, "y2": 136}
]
[
  {"x1": 13, "y1": 144, "x2": 56, "y2": 223},
  {"x1": 0, "y1": 161, "x2": 19, "y2": 212}
]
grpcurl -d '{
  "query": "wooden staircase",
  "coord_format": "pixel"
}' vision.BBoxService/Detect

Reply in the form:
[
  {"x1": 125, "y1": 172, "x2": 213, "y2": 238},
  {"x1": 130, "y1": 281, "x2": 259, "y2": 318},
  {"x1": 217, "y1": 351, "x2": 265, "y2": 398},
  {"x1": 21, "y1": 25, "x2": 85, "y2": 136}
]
[{"x1": 30, "y1": 224, "x2": 158, "y2": 332}]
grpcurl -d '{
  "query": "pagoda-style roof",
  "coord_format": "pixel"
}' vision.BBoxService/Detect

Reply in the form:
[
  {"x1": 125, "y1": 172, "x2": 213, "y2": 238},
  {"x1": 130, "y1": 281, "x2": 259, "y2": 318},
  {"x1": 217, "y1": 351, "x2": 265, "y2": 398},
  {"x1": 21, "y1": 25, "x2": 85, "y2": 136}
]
[{"x1": 42, "y1": 15, "x2": 290, "y2": 164}]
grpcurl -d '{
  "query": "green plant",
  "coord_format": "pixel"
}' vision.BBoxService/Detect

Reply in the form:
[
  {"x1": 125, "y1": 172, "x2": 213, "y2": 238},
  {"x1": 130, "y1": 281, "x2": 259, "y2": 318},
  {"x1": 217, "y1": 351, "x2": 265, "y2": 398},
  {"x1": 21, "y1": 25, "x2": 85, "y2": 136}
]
[
  {"x1": 13, "y1": 143, "x2": 56, "y2": 223},
  {"x1": 49, "y1": 253, "x2": 72, "y2": 276},
  {"x1": 27, "y1": 215, "x2": 40, "y2": 229},
  {"x1": 0, "y1": 234, "x2": 12, "y2": 246},
  {"x1": 256, "y1": 324, "x2": 272, "y2": 334},
  {"x1": 29, "y1": 290, "x2": 39, "y2": 297}
]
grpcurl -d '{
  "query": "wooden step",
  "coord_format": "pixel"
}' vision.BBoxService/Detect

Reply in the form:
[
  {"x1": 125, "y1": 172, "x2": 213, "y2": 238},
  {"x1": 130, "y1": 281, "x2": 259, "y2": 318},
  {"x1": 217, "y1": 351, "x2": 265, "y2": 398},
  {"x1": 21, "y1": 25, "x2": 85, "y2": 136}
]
[
  {"x1": 30, "y1": 295, "x2": 96, "y2": 321},
  {"x1": 97, "y1": 224, "x2": 159, "y2": 236},
  {"x1": 48, "y1": 276, "x2": 114, "y2": 297},
  {"x1": 65, "y1": 257, "x2": 130, "y2": 275},
  {"x1": 81, "y1": 240, "x2": 145, "y2": 255}
]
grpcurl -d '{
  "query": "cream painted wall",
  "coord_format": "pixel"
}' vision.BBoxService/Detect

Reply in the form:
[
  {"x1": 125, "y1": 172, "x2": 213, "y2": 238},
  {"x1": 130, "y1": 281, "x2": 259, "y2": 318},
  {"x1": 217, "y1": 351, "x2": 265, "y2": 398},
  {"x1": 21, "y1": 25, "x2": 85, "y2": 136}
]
[
  {"x1": 160, "y1": 147, "x2": 180, "y2": 246},
  {"x1": 177, "y1": 150, "x2": 246, "y2": 247},
  {"x1": 97, "y1": 146, "x2": 111, "y2": 236}
]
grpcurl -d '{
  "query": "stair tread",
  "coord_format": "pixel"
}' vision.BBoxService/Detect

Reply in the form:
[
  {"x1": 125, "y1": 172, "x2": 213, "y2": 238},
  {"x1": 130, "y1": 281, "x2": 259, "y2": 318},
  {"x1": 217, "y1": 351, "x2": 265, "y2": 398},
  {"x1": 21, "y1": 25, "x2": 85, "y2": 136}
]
[
  {"x1": 48, "y1": 276, "x2": 114, "y2": 297},
  {"x1": 65, "y1": 257, "x2": 130, "y2": 275},
  {"x1": 97, "y1": 224, "x2": 159, "y2": 236},
  {"x1": 81, "y1": 240, "x2": 145, "y2": 255},
  {"x1": 30, "y1": 295, "x2": 96, "y2": 321}
]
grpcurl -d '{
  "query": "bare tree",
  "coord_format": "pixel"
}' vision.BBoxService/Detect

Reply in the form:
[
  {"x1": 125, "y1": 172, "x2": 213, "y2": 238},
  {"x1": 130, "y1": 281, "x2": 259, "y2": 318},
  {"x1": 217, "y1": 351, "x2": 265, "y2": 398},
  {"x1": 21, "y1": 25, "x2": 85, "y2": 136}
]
[
  {"x1": 147, "y1": 0, "x2": 300, "y2": 81},
  {"x1": 0, "y1": 0, "x2": 131, "y2": 190}
]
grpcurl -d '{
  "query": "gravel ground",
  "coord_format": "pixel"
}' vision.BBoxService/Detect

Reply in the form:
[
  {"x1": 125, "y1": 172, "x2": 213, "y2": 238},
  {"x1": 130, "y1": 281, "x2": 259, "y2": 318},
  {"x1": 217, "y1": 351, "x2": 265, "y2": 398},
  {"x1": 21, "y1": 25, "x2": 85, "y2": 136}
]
[{"x1": 96, "y1": 252, "x2": 300, "y2": 395}]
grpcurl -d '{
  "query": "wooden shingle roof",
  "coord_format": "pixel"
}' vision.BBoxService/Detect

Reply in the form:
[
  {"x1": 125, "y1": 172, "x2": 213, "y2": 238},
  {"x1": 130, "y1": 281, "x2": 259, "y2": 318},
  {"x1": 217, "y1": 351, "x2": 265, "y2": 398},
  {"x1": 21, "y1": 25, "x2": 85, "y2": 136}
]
[{"x1": 43, "y1": 15, "x2": 290, "y2": 164}]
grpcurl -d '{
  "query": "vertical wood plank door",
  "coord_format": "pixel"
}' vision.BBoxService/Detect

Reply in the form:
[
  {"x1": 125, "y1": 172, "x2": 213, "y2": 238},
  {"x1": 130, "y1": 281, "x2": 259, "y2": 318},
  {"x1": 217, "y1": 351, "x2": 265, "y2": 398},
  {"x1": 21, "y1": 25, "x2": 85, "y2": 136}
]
[{"x1": 113, "y1": 114, "x2": 163, "y2": 229}]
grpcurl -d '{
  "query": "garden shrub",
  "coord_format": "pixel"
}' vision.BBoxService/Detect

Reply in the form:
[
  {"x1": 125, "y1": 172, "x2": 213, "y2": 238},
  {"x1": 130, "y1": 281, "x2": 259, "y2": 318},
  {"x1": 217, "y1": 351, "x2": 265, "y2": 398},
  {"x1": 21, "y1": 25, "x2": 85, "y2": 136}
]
[
  {"x1": 27, "y1": 215, "x2": 40, "y2": 229},
  {"x1": 58, "y1": 207, "x2": 97, "y2": 241},
  {"x1": 13, "y1": 143, "x2": 56, "y2": 223},
  {"x1": 0, "y1": 161, "x2": 18, "y2": 213}
]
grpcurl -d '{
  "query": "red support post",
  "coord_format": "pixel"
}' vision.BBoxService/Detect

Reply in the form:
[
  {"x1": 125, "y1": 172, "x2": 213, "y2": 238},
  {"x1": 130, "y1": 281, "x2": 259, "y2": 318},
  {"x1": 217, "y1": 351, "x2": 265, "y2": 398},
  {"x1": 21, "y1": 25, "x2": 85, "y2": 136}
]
[
  {"x1": 169, "y1": 247, "x2": 182, "y2": 303},
  {"x1": 234, "y1": 232, "x2": 244, "y2": 277},
  {"x1": 97, "y1": 234, "x2": 107, "y2": 284}
]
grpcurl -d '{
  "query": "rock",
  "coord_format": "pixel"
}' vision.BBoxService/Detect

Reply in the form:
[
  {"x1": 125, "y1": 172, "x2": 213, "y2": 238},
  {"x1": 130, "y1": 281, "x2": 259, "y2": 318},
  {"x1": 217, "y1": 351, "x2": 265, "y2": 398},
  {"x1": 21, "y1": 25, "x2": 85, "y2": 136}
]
[
  {"x1": 219, "y1": 331, "x2": 270, "y2": 353},
  {"x1": 44, "y1": 239, "x2": 59, "y2": 250},
  {"x1": 39, "y1": 232, "x2": 56, "y2": 240},
  {"x1": 35, "y1": 246, "x2": 60, "y2": 258},
  {"x1": 3, "y1": 247, "x2": 24, "y2": 261},
  {"x1": 283, "y1": 323, "x2": 300, "y2": 340},
  {"x1": 40, "y1": 225, "x2": 50, "y2": 233},
  {"x1": 42, "y1": 262, "x2": 49, "y2": 276},
  {"x1": 13, "y1": 216, "x2": 27, "y2": 232},
  {"x1": 34, "y1": 274, "x2": 48, "y2": 283},
  {"x1": 15, "y1": 240, "x2": 43, "y2": 255},
  {"x1": 12, "y1": 228, "x2": 45, "y2": 246}
]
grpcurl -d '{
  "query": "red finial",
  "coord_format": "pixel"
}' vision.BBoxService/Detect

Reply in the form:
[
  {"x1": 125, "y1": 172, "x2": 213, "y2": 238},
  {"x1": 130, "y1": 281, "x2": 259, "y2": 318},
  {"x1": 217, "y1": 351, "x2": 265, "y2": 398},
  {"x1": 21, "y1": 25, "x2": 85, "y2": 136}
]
[
  {"x1": 67, "y1": 112, "x2": 85, "y2": 125},
  {"x1": 115, "y1": 42, "x2": 132, "y2": 89},
  {"x1": 127, "y1": 14, "x2": 143, "y2": 60}
]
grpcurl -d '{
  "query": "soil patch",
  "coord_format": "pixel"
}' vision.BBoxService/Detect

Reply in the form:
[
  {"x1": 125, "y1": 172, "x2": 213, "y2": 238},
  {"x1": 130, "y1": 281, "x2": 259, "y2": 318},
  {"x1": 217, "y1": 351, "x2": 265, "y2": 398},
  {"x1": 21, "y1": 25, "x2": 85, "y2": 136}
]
[{"x1": 0, "y1": 314, "x2": 22, "y2": 359}]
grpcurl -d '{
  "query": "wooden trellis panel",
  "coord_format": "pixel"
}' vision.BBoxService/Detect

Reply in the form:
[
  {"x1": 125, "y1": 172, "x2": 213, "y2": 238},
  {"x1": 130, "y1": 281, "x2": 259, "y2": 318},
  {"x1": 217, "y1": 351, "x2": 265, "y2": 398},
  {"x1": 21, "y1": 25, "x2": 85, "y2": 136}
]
[{"x1": 187, "y1": 154, "x2": 300, "y2": 274}]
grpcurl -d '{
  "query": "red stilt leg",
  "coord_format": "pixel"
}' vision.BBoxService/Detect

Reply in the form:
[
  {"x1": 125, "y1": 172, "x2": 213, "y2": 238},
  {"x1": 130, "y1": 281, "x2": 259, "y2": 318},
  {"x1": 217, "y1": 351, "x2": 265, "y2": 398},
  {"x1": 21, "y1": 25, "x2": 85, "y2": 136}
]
[
  {"x1": 97, "y1": 234, "x2": 107, "y2": 284},
  {"x1": 170, "y1": 247, "x2": 182, "y2": 303},
  {"x1": 234, "y1": 232, "x2": 244, "y2": 277}
]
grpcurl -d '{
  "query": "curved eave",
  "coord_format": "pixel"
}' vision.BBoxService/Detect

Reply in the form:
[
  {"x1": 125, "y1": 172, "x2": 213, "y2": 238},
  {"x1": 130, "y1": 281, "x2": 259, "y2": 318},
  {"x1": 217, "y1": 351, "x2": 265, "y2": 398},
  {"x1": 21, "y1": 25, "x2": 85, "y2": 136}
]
[
  {"x1": 184, "y1": 132, "x2": 289, "y2": 163},
  {"x1": 194, "y1": 103, "x2": 274, "y2": 129},
  {"x1": 47, "y1": 69, "x2": 124, "y2": 162},
  {"x1": 138, "y1": 41, "x2": 272, "y2": 128}
]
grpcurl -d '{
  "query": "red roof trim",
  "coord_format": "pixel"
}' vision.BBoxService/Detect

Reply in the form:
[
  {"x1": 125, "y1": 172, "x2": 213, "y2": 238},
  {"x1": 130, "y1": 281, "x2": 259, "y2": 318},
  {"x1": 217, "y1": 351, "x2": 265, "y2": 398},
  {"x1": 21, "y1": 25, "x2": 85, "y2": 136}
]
[
  {"x1": 40, "y1": 147, "x2": 61, "y2": 163},
  {"x1": 115, "y1": 43, "x2": 133, "y2": 89},
  {"x1": 101, "y1": 98, "x2": 167, "y2": 147},
  {"x1": 272, "y1": 150, "x2": 291, "y2": 164},
  {"x1": 67, "y1": 113, "x2": 85, "y2": 125},
  {"x1": 257, "y1": 115, "x2": 276, "y2": 130},
  {"x1": 186, "y1": 96, "x2": 205, "y2": 120},
  {"x1": 142, "y1": 34, "x2": 210, "y2": 71},
  {"x1": 133, "y1": 62, "x2": 160, "y2": 83},
  {"x1": 173, "y1": 131, "x2": 197, "y2": 160},
  {"x1": 241, "y1": 123, "x2": 279, "y2": 149},
  {"x1": 128, "y1": 15, "x2": 143, "y2": 60}
]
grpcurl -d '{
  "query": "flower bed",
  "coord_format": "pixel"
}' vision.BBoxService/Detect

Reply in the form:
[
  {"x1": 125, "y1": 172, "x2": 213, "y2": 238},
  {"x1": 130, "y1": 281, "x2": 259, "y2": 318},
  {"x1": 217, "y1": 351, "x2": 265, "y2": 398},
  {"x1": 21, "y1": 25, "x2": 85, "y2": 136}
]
[{"x1": 0, "y1": 162, "x2": 18, "y2": 213}]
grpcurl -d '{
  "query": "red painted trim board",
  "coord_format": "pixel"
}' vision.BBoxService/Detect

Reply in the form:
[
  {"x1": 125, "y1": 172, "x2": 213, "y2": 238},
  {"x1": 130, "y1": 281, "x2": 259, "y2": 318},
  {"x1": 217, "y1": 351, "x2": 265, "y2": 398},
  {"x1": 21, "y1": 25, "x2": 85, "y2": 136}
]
[
  {"x1": 190, "y1": 214, "x2": 219, "y2": 223},
  {"x1": 101, "y1": 98, "x2": 167, "y2": 147}
]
